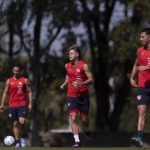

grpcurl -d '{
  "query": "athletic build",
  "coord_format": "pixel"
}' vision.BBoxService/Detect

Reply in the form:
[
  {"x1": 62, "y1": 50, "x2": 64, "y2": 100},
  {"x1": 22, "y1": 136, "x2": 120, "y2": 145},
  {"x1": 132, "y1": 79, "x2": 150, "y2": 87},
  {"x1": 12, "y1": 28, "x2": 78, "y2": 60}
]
[
  {"x1": 130, "y1": 28, "x2": 150, "y2": 147},
  {"x1": 0, "y1": 66, "x2": 32, "y2": 148},
  {"x1": 60, "y1": 46, "x2": 93, "y2": 148}
]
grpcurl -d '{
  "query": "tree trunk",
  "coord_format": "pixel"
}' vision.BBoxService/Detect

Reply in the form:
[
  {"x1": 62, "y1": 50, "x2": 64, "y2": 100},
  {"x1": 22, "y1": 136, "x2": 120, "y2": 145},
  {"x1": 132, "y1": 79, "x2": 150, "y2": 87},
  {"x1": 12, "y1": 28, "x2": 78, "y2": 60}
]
[{"x1": 30, "y1": 8, "x2": 42, "y2": 146}]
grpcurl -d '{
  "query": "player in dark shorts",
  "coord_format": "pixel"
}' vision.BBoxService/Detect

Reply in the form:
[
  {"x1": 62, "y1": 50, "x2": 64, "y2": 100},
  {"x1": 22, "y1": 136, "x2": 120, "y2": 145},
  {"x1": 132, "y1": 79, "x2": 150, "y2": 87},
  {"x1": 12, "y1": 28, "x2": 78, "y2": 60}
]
[
  {"x1": 0, "y1": 65, "x2": 32, "y2": 148},
  {"x1": 60, "y1": 45, "x2": 93, "y2": 148},
  {"x1": 130, "y1": 28, "x2": 150, "y2": 147}
]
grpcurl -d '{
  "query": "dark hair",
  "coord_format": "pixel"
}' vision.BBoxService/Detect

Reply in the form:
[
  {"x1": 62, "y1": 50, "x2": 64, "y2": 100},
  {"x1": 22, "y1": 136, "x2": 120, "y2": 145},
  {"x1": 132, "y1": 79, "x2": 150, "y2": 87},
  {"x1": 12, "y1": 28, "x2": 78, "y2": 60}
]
[
  {"x1": 141, "y1": 28, "x2": 150, "y2": 35},
  {"x1": 13, "y1": 64, "x2": 20, "y2": 68},
  {"x1": 67, "y1": 45, "x2": 81, "y2": 55}
]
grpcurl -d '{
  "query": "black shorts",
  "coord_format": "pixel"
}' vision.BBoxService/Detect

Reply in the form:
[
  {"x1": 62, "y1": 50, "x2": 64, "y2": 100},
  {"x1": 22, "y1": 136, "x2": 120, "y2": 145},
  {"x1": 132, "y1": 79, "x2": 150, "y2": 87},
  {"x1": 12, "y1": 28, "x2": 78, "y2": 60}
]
[
  {"x1": 67, "y1": 96, "x2": 90, "y2": 115},
  {"x1": 9, "y1": 106, "x2": 27, "y2": 121},
  {"x1": 137, "y1": 88, "x2": 150, "y2": 105}
]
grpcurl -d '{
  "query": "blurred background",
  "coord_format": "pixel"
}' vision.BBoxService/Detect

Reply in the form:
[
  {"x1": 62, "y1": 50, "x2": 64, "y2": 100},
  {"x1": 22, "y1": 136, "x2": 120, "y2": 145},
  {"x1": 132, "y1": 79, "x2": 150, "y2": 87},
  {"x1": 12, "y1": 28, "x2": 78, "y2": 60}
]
[{"x1": 0, "y1": 0, "x2": 150, "y2": 147}]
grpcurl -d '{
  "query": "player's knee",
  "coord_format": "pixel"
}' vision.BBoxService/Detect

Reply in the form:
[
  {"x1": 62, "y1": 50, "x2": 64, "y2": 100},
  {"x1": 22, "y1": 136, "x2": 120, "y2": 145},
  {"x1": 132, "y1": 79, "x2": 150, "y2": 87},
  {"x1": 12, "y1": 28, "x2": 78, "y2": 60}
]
[
  {"x1": 19, "y1": 118, "x2": 25, "y2": 125},
  {"x1": 139, "y1": 111, "x2": 146, "y2": 118},
  {"x1": 13, "y1": 121, "x2": 19, "y2": 127},
  {"x1": 70, "y1": 115, "x2": 78, "y2": 123},
  {"x1": 82, "y1": 117, "x2": 88, "y2": 124}
]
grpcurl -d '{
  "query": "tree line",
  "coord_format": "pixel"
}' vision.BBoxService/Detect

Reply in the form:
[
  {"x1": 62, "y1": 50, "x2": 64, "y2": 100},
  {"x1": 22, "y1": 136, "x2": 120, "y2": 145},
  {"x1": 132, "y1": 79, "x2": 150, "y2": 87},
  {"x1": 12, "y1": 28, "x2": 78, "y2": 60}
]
[{"x1": 0, "y1": 0, "x2": 150, "y2": 146}]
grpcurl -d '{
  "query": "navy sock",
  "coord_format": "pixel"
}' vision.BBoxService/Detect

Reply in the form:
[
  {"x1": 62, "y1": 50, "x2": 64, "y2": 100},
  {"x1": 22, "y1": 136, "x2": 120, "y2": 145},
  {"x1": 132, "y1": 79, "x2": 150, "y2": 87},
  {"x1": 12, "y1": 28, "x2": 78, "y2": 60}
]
[
  {"x1": 15, "y1": 139, "x2": 20, "y2": 144},
  {"x1": 137, "y1": 130, "x2": 143, "y2": 140}
]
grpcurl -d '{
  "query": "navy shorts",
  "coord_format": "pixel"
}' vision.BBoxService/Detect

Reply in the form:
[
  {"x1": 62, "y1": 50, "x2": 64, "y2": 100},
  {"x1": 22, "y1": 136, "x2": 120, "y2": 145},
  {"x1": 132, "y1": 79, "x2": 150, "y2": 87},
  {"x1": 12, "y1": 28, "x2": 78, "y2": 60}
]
[
  {"x1": 136, "y1": 88, "x2": 150, "y2": 105},
  {"x1": 67, "y1": 96, "x2": 90, "y2": 116},
  {"x1": 9, "y1": 106, "x2": 27, "y2": 121}
]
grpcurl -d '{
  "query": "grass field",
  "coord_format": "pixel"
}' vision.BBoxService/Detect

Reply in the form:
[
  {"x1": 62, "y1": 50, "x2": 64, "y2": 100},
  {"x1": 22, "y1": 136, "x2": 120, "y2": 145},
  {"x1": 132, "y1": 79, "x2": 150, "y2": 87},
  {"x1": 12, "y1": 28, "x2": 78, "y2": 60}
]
[{"x1": 0, "y1": 147, "x2": 150, "y2": 150}]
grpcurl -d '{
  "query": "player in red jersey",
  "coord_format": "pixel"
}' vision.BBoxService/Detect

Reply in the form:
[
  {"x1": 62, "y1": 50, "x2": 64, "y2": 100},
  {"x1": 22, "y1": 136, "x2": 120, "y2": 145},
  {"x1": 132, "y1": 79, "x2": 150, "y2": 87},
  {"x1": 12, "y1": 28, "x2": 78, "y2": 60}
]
[
  {"x1": 130, "y1": 28, "x2": 150, "y2": 147},
  {"x1": 60, "y1": 46, "x2": 93, "y2": 148},
  {"x1": 0, "y1": 65, "x2": 32, "y2": 148}
]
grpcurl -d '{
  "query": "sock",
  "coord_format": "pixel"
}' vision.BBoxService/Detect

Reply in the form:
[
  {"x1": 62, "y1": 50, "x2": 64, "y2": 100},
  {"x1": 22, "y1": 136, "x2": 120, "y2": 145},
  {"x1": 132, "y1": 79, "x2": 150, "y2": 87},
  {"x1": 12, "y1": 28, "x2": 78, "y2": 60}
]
[
  {"x1": 20, "y1": 124, "x2": 26, "y2": 138},
  {"x1": 137, "y1": 130, "x2": 143, "y2": 140},
  {"x1": 15, "y1": 139, "x2": 20, "y2": 144},
  {"x1": 74, "y1": 135, "x2": 80, "y2": 142}
]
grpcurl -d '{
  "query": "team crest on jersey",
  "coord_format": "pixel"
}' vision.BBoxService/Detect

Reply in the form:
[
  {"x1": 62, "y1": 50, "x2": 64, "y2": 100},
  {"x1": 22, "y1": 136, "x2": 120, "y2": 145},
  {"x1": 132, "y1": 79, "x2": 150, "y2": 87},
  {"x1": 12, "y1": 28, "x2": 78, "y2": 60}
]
[
  {"x1": 11, "y1": 82, "x2": 14, "y2": 85},
  {"x1": 9, "y1": 113, "x2": 12, "y2": 118},
  {"x1": 68, "y1": 68, "x2": 72, "y2": 73},
  {"x1": 147, "y1": 57, "x2": 150, "y2": 65},
  {"x1": 18, "y1": 82, "x2": 22, "y2": 85},
  {"x1": 76, "y1": 69, "x2": 80, "y2": 73},
  {"x1": 137, "y1": 95, "x2": 142, "y2": 100}
]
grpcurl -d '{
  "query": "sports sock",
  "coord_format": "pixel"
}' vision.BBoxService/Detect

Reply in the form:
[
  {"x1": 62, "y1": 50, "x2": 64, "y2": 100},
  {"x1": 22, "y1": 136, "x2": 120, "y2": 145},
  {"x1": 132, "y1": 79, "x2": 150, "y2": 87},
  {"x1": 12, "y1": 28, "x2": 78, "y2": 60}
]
[
  {"x1": 73, "y1": 134, "x2": 80, "y2": 142},
  {"x1": 15, "y1": 139, "x2": 20, "y2": 143},
  {"x1": 137, "y1": 130, "x2": 143, "y2": 140}
]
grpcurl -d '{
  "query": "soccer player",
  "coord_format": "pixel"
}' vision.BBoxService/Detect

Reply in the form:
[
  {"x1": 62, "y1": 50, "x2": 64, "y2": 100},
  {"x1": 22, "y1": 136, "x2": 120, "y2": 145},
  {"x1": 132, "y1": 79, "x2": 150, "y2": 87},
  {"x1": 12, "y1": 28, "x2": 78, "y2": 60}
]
[
  {"x1": 60, "y1": 45, "x2": 93, "y2": 148},
  {"x1": 130, "y1": 28, "x2": 150, "y2": 147},
  {"x1": 0, "y1": 65, "x2": 32, "y2": 148}
]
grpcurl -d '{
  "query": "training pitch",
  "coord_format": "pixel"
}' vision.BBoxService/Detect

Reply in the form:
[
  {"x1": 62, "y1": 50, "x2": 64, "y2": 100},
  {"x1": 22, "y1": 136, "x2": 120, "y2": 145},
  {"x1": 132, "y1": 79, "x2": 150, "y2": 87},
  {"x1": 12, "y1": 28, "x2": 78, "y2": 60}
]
[{"x1": 0, "y1": 148, "x2": 150, "y2": 150}]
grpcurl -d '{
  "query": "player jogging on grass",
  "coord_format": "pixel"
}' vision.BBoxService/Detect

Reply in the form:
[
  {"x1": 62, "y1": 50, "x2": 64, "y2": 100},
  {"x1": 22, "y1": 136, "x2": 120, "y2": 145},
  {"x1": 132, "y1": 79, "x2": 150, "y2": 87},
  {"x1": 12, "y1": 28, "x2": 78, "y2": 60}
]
[
  {"x1": 130, "y1": 28, "x2": 150, "y2": 147},
  {"x1": 60, "y1": 45, "x2": 93, "y2": 148},
  {"x1": 0, "y1": 65, "x2": 32, "y2": 148}
]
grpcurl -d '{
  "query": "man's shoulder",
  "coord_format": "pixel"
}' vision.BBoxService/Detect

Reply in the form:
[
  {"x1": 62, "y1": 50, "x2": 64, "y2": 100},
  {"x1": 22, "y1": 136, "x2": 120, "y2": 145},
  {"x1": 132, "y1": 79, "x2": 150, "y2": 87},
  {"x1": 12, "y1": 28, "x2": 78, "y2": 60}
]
[
  {"x1": 20, "y1": 76, "x2": 28, "y2": 81},
  {"x1": 138, "y1": 47, "x2": 144, "y2": 51},
  {"x1": 137, "y1": 47, "x2": 145, "y2": 54},
  {"x1": 80, "y1": 59, "x2": 87, "y2": 63},
  {"x1": 79, "y1": 60, "x2": 87, "y2": 66}
]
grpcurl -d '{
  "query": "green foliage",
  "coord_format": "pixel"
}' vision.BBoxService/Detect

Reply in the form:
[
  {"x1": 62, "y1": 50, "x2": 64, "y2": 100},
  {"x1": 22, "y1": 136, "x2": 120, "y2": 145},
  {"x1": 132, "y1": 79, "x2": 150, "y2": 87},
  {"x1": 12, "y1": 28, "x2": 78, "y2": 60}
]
[{"x1": 1, "y1": 0, "x2": 150, "y2": 139}]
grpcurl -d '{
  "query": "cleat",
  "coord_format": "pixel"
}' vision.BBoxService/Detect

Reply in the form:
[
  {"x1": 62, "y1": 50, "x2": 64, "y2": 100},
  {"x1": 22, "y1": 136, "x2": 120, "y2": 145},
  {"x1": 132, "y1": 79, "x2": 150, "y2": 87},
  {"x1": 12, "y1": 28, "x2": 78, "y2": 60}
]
[
  {"x1": 85, "y1": 130, "x2": 92, "y2": 140},
  {"x1": 20, "y1": 138, "x2": 26, "y2": 148},
  {"x1": 15, "y1": 142, "x2": 20, "y2": 148},
  {"x1": 72, "y1": 142, "x2": 80, "y2": 148},
  {"x1": 131, "y1": 136, "x2": 144, "y2": 147}
]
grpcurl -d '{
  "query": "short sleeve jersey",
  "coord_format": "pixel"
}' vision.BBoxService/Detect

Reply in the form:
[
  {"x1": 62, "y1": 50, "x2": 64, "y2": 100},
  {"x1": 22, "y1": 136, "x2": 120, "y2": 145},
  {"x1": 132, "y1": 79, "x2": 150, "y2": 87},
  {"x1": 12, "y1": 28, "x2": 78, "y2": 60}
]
[
  {"x1": 66, "y1": 60, "x2": 89, "y2": 97},
  {"x1": 8, "y1": 76, "x2": 27, "y2": 107},
  {"x1": 138, "y1": 47, "x2": 150, "y2": 88}
]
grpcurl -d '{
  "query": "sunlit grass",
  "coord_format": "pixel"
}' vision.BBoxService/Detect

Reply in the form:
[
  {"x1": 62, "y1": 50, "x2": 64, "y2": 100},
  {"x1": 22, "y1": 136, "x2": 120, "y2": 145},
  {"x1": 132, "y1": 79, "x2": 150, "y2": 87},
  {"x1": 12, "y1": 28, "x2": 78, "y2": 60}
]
[{"x1": 0, "y1": 147, "x2": 149, "y2": 150}]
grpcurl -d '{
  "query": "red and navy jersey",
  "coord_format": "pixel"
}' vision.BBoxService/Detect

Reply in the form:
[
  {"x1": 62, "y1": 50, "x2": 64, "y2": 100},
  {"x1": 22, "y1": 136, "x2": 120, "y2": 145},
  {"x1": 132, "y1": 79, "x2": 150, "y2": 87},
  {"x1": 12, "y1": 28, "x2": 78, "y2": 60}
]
[
  {"x1": 66, "y1": 60, "x2": 89, "y2": 97},
  {"x1": 138, "y1": 47, "x2": 150, "y2": 88},
  {"x1": 8, "y1": 76, "x2": 27, "y2": 107}
]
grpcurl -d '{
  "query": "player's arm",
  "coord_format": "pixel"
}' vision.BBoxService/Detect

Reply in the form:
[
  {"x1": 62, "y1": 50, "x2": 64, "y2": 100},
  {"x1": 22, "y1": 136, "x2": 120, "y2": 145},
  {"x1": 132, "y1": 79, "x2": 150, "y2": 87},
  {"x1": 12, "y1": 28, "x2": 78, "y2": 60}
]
[
  {"x1": 138, "y1": 65, "x2": 150, "y2": 71},
  {"x1": 130, "y1": 52, "x2": 138, "y2": 87},
  {"x1": 60, "y1": 75, "x2": 68, "y2": 89},
  {"x1": 60, "y1": 64, "x2": 68, "y2": 89},
  {"x1": 25, "y1": 78, "x2": 32, "y2": 111},
  {"x1": 82, "y1": 63, "x2": 93, "y2": 86},
  {"x1": 0, "y1": 79, "x2": 9, "y2": 111}
]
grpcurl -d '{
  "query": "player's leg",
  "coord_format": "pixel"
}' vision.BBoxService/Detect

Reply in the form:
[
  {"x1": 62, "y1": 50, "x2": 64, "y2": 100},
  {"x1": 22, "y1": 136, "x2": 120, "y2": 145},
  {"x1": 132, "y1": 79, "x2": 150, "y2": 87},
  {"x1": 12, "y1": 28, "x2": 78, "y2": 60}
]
[
  {"x1": 70, "y1": 111, "x2": 81, "y2": 147},
  {"x1": 67, "y1": 97, "x2": 80, "y2": 147},
  {"x1": 18, "y1": 117, "x2": 26, "y2": 147},
  {"x1": 137, "y1": 105, "x2": 147, "y2": 139},
  {"x1": 18, "y1": 106, "x2": 28, "y2": 147},
  {"x1": 80, "y1": 97, "x2": 91, "y2": 139},
  {"x1": 9, "y1": 107, "x2": 21, "y2": 148},
  {"x1": 13, "y1": 120, "x2": 21, "y2": 147},
  {"x1": 131, "y1": 105, "x2": 147, "y2": 147},
  {"x1": 131, "y1": 88, "x2": 149, "y2": 147}
]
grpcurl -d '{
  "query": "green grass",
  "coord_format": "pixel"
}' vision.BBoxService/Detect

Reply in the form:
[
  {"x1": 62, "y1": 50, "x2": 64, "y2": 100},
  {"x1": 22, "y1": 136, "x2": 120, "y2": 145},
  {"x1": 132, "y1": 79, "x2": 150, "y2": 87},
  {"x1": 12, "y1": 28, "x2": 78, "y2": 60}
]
[{"x1": 0, "y1": 148, "x2": 149, "y2": 150}]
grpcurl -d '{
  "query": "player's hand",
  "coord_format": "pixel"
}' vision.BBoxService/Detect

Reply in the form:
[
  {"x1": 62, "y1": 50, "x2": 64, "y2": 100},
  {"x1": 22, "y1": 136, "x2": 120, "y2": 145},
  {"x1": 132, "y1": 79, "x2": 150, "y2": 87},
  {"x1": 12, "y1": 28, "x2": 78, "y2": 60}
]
[
  {"x1": 130, "y1": 78, "x2": 138, "y2": 87},
  {"x1": 138, "y1": 66, "x2": 149, "y2": 71},
  {"x1": 28, "y1": 103, "x2": 32, "y2": 112},
  {"x1": 60, "y1": 84, "x2": 66, "y2": 89},
  {"x1": 72, "y1": 81, "x2": 82, "y2": 87},
  {"x1": 0, "y1": 104, "x2": 4, "y2": 112}
]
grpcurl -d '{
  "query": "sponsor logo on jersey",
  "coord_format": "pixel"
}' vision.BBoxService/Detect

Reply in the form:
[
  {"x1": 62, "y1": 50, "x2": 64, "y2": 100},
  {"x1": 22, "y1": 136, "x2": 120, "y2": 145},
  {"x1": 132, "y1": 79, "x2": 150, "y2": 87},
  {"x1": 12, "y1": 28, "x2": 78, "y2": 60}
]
[
  {"x1": 76, "y1": 69, "x2": 80, "y2": 73},
  {"x1": 19, "y1": 82, "x2": 22, "y2": 85},
  {"x1": 9, "y1": 113, "x2": 12, "y2": 118},
  {"x1": 137, "y1": 95, "x2": 142, "y2": 100}
]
